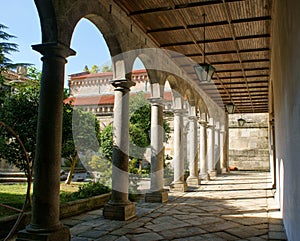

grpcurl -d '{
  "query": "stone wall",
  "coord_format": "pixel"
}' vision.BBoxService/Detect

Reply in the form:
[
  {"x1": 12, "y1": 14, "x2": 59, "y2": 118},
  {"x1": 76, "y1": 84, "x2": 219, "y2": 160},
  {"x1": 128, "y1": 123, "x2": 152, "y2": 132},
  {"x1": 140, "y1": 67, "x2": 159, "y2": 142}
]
[{"x1": 228, "y1": 113, "x2": 269, "y2": 171}]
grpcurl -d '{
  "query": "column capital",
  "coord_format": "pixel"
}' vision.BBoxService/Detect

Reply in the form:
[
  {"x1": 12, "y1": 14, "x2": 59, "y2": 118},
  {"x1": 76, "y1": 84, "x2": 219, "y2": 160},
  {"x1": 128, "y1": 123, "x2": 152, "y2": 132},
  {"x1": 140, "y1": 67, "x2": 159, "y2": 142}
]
[
  {"x1": 173, "y1": 109, "x2": 188, "y2": 116},
  {"x1": 199, "y1": 119, "x2": 208, "y2": 126},
  {"x1": 207, "y1": 123, "x2": 215, "y2": 129},
  {"x1": 110, "y1": 79, "x2": 136, "y2": 92},
  {"x1": 148, "y1": 97, "x2": 165, "y2": 106},
  {"x1": 188, "y1": 115, "x2": 198, "y2": 121},
  {"x1": 32, "y1": 42, "x2": 76, "y2": 59}
]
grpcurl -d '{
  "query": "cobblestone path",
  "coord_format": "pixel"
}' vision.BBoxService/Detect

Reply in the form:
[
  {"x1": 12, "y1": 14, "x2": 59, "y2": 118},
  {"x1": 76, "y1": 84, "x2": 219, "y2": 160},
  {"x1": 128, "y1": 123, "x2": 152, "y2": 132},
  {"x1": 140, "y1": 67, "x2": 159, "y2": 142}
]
[{"x1": 62, "y1": 171, "x2": 287, "y2": 241}]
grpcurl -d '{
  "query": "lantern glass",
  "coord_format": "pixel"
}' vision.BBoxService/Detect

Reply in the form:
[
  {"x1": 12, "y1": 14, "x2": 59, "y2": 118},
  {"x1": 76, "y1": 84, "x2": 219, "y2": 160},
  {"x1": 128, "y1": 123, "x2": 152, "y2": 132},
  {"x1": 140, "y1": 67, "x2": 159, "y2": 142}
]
[
  {"x1": 194, "y1": 64, "x2": 216, "y2": 82},
  {"x1": 226, "y1": 102, "x2": 236, "y2": 114}
]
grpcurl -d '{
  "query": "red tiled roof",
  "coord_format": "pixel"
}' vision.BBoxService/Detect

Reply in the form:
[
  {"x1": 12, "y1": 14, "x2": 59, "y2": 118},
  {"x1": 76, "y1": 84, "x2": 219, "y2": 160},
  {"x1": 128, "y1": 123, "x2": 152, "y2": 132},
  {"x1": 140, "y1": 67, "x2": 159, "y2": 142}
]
[
  {"x1": 69, "y1": 69, "x2": 147, "y2": 80},
  {"x1": 64, "y1": 91, "x2": 172, "y2": 106},
  {"x1": 64, "y1": 95, "x2": 115, "y2": 106}
]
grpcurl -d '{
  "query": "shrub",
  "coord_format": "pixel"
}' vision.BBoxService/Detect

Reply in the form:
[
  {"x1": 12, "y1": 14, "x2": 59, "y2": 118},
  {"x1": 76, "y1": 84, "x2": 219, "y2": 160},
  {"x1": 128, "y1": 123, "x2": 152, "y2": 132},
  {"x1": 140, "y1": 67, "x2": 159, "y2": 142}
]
[{"x1": 60, "y1": 182, "x2": 111, "y2": 202}]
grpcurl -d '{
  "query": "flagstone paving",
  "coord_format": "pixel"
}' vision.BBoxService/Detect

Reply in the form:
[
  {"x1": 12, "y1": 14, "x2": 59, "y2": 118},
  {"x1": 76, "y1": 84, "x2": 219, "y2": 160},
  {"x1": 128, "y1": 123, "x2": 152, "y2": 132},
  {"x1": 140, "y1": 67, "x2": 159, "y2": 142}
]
[{"x1": 62, "y1": 171, "x2": 287, "y2": 241}]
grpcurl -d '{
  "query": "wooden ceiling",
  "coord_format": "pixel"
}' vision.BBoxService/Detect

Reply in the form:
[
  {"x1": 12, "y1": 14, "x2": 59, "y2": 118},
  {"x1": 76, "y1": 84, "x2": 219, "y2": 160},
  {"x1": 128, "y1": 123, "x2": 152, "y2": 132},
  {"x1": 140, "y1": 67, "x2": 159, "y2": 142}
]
[{"x1": 114, "y1": 0, "x2": 273, "y2": 113}]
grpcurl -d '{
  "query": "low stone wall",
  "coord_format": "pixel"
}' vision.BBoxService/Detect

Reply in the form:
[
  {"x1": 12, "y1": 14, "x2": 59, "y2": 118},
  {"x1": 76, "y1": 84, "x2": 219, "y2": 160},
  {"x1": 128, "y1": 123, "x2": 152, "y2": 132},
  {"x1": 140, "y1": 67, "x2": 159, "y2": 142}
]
[
  {"x1": 229, "y1": 113, "x2": 269, "y2": 171},
  {"x1": 0, "y1": 193, "x2": 111, "y2": 239}
]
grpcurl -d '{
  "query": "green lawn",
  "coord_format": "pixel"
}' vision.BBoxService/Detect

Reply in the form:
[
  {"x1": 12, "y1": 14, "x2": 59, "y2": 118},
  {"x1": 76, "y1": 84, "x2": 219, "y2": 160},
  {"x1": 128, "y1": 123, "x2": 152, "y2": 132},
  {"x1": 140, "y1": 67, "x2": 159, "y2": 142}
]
[{"x1": 0, "y1": 182, "x2": 84, "y2": 218}]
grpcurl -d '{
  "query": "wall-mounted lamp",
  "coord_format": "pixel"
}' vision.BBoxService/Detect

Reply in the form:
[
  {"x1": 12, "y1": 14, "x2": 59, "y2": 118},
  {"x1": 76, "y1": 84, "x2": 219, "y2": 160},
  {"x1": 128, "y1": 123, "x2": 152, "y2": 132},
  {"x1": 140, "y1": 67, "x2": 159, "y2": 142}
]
[
  {"x1": 194, "y1": 13, "x2": 215, "y2": 82},
  {"x1": 238, "y1": 117, "x2": 246, "y2": 127}
]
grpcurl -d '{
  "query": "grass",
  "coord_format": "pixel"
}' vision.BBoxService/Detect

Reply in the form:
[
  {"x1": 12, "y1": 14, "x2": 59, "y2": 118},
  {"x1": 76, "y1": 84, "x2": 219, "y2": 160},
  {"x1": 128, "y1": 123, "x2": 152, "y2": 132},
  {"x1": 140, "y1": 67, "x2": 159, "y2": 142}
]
[{"x1": 0, "y1": 182, "x2": 85, "y2": 218}]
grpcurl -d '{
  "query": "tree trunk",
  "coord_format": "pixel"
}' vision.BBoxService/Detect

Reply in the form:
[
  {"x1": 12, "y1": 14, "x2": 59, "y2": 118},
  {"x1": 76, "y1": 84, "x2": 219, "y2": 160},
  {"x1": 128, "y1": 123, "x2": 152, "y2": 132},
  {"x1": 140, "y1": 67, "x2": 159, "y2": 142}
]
[{"x1": 65, "y1": 151, "x2": 78, "y2": 185}]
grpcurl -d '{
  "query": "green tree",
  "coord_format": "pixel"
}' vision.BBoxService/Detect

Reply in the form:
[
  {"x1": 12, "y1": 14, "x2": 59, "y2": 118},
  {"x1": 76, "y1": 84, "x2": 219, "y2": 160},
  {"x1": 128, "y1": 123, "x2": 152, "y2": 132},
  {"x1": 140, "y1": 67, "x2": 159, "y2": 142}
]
[
  {"x1": 0, "y1": 24, "x2": 19, "y2": 104},
  {"x1": 101, "y1": 65, "x2": 112, "y2": 72},
  {"x1": 85, "y1": 124, "x2": 113, "y2": 186},
  {"x1": 83, "y1": 65, "x2": 90, "y2": 73},
  {"x1": 62, "y1": 102, "x2": 101, "y2": 184},
  {"x1": 129, "y1": 91, "x2": 171, "y2": 147},
  {"x1": 0, "y1": 77, "x2": 40, "y2": 173},
  {"x1": 0, "y1": 24, "x2": 19, "y2": 70},
  {"x1": 0, "y1": 67, "x2": 101, "y2": 184},
  {"x1": 99, "y1": 124, "x2": 113, "y2": 162},
  {"x1": 99, "y1": 92, "x2": 171, "y2": 174},
  {"x1": 90, "y1": 64, "x2": 100, "y2": 73}
]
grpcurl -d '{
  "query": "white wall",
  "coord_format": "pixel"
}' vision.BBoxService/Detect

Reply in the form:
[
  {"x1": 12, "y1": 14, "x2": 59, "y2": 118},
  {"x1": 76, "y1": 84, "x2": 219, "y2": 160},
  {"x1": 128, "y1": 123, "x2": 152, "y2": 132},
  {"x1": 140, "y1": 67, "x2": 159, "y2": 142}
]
[{"x1": 271, "y1": 0, "x2": 300, "y2": 239}]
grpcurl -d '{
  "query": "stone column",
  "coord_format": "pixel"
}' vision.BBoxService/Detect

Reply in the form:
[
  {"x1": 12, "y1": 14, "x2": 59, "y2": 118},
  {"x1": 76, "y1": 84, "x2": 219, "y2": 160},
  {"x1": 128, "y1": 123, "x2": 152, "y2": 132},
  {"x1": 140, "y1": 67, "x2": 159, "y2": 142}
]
[
  {"x1": 269, "y1": 118, "x2": 276, "y2": 188},
  {"x1": 17, "y1": 43, "x2": 75, "y2": 241},
  {"x1": 199, "y1": 120, "x2": 209, "y2": 180},
  {"x1": 170, "y1": 110, "x2": 187, "y2": 192},
  {"x1": 183, "y1": 121, "x2": 189, "y2": 174},
  {"x1": 219, "y1": 123, "x2": 227, "y2": 173},
  {"x1": 103, "y1": 79, "x2": 136, "y2": 221},
  {"x1": 145, "y1": 98, "x2": 168, "y2": 203},
  {"x1": 186, "y1": 115, "x2": 200, "y2": 186},
  {"x1": 214, "y1": 121, "x2": 221, "y2": 174},
  {"x1": 207, "y1": 117, "x2": 217, "y2": 178}
]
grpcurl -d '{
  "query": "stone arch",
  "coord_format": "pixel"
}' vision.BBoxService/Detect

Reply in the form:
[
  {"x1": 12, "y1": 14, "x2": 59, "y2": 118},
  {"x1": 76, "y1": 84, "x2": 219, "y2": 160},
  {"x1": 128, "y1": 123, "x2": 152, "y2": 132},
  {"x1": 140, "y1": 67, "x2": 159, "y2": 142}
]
[
  {"x1": 35, "y1": 0, "x2": 133, "y2": 79},
  {"x1": 34, "y1": 0, "x2": 57, "y2": 42},
  {"x1": 197, "y1": 96, "x2": 210, "y2": 120}
]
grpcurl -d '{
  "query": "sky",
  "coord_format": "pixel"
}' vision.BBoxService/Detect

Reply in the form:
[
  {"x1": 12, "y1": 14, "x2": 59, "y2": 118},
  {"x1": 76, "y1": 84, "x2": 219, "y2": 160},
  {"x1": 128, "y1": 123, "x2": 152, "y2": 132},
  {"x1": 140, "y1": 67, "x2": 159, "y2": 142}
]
[{"x1": 1, "y1": 0, "x2": 121, "y2": 88}]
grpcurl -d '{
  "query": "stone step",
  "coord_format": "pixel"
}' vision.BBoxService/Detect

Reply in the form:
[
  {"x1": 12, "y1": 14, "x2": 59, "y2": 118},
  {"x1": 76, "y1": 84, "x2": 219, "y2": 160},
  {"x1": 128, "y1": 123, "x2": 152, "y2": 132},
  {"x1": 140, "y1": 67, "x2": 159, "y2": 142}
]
[
  {"x1": 0, "y1": 172, "x2": 26, "y2": 177},
  {"x1": 0, "y1": 172, "x2": 27, "y2": 183},
  {"x1": 0, "y1": 177, "x2": 27, "y2": 183}
]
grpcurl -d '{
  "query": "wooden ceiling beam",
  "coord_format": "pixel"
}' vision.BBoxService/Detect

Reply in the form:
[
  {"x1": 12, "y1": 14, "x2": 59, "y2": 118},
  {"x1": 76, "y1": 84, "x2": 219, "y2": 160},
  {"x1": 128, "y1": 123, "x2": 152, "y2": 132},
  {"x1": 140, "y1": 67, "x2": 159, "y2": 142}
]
[
  {"x1": 178, "y1": 48, "x2": 270, "y2": 58},
  {"x1": 211, "y1": 59, "x2": 269, "y2": 65},
  {"x1": 127, "y1": 0, "x2": 244, "y2": 16},
  {"x1": 147, "y1": 16, "x2": 271, "y2": 33},
  {"x1": 215, "y1": 67, "x2": 269, "y2": 73},
  {"x1": 160, "y1": 33, "x2": 270, "y2": 48}
]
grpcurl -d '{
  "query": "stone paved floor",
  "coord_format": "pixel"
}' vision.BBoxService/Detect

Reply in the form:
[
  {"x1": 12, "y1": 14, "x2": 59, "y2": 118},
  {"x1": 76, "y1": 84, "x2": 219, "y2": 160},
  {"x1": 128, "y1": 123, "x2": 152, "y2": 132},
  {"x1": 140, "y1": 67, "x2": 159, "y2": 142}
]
[{"x1": 62, "y1": 171, "x2": 287, "y2": 241}]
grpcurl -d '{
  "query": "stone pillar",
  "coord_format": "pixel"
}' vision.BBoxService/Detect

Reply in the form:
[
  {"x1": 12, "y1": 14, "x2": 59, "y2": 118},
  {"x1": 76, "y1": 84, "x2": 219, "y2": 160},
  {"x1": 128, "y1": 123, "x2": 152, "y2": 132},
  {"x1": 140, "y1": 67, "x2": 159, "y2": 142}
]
[
  {"x1": 183, "y1": 121, "x2": 189, "y2": 174},
  {"x1": 186, "y1": 115, "x2": 200, "y2": 186},
  {"x1": 17, "y1": 43, "x2": 75, "y2": 241},
  {"x1": 170, "y1": 110, "x2": 187, "y2": 192},
  {"x1": 219, "y1": 123, "x2": 227, "y2": 173},
  {"x1": 269, "y1": 118, "x2": 276, "y2": 188},
  {"x1": 199, "y1": 120, "x2": 209, "y2": 180},
  {"x1": 103, "y1": 79, "x2": 136, "y2": 221},
  {"x1": 145, "y1": 98, "x2": 168, "y2": 203},
  {"x1": 207, "y1": 117, "x2": 217, "y2": 178},
  {"x1": 214, "y1": 121, "x2": 221, "y2": 174}
]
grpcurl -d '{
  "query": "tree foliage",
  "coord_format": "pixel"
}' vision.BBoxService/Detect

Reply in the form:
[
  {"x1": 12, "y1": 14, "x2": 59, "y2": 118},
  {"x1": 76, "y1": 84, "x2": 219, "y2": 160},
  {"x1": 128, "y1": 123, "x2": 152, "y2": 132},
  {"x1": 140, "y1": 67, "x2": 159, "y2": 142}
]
[
  {"x1": 0, "y1": 24, "x2": 19, "y2": 104},
  {"x1": 0, "y1": 24, "x2": 19, "y2": 71},
  {"x1": 101, "y1": 65, "x2": 112, "y2": 72},
  {"x1": 82, "y1": 64, "x2": 112, "y2": 74},
  {"x1": 0, "y1": 75, "x2": 40, "y2": 172},
  {"x1": 99, "y1": 124, "x2": 113, "y2": 162},
  {"x1": 99, "y1": 92, "x2": 171, "y2": 165},
  {"x1": 0, "y1": 66, "x2": 101, "y2": 177}
]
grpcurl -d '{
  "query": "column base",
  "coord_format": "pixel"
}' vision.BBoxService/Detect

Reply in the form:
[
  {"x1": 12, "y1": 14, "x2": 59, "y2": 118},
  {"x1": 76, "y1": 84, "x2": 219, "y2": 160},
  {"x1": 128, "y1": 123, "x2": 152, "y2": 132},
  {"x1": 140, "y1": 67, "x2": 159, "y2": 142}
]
[
  {"x1": 186, "y1": 176, "x2": 200, "y2": 187},
  {"x1": 199, "y1": 172, "x2": 209, "y2": 180},
  {"x1": 103, "y1": 201, "x2": 136, "y2": 221},
  {"x1": 16, "y1": 226, "x2": 70, "y2": 241},
  {"x1": 170, "y1": 181, "x2": 187, "y2": 192},
  {"x1": 209, "y1": 170, "x2": 217, "y2": 178},
  {"x1": 145, "y1": 190, "x2": 168, "y2": 203},
  {"x1": 221, "y1": 167, "x2": 228, "y2": 174}
]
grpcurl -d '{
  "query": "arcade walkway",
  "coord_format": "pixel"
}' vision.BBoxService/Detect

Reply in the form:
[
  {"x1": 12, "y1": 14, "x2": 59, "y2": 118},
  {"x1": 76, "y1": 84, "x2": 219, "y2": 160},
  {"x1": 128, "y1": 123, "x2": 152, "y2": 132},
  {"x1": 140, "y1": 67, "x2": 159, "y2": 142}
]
[{"x1": 62, "y1": 171, "x2": 287, "y2": 241}]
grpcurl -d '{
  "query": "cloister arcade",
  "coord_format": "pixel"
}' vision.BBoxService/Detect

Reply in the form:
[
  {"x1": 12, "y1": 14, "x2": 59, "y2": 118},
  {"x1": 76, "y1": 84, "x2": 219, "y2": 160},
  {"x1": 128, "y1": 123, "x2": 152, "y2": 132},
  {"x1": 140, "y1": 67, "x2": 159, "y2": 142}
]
[{"x1": 15, "y1": 0, "x2": 300, "y2": 240}]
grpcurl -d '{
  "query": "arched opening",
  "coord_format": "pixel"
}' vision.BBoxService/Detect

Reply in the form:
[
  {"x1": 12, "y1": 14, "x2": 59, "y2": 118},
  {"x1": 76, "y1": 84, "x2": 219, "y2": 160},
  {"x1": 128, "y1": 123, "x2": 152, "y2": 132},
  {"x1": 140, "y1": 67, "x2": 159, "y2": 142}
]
[
  {"x1": 64, "y1": 18, "x2": 115, "y2": 187},
  {"x1": 131, "y1": 57, "x2": 147, "y2": 93},
  {"x1": 66, "y1": 18, "x2": 112, "y2": 88}
]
